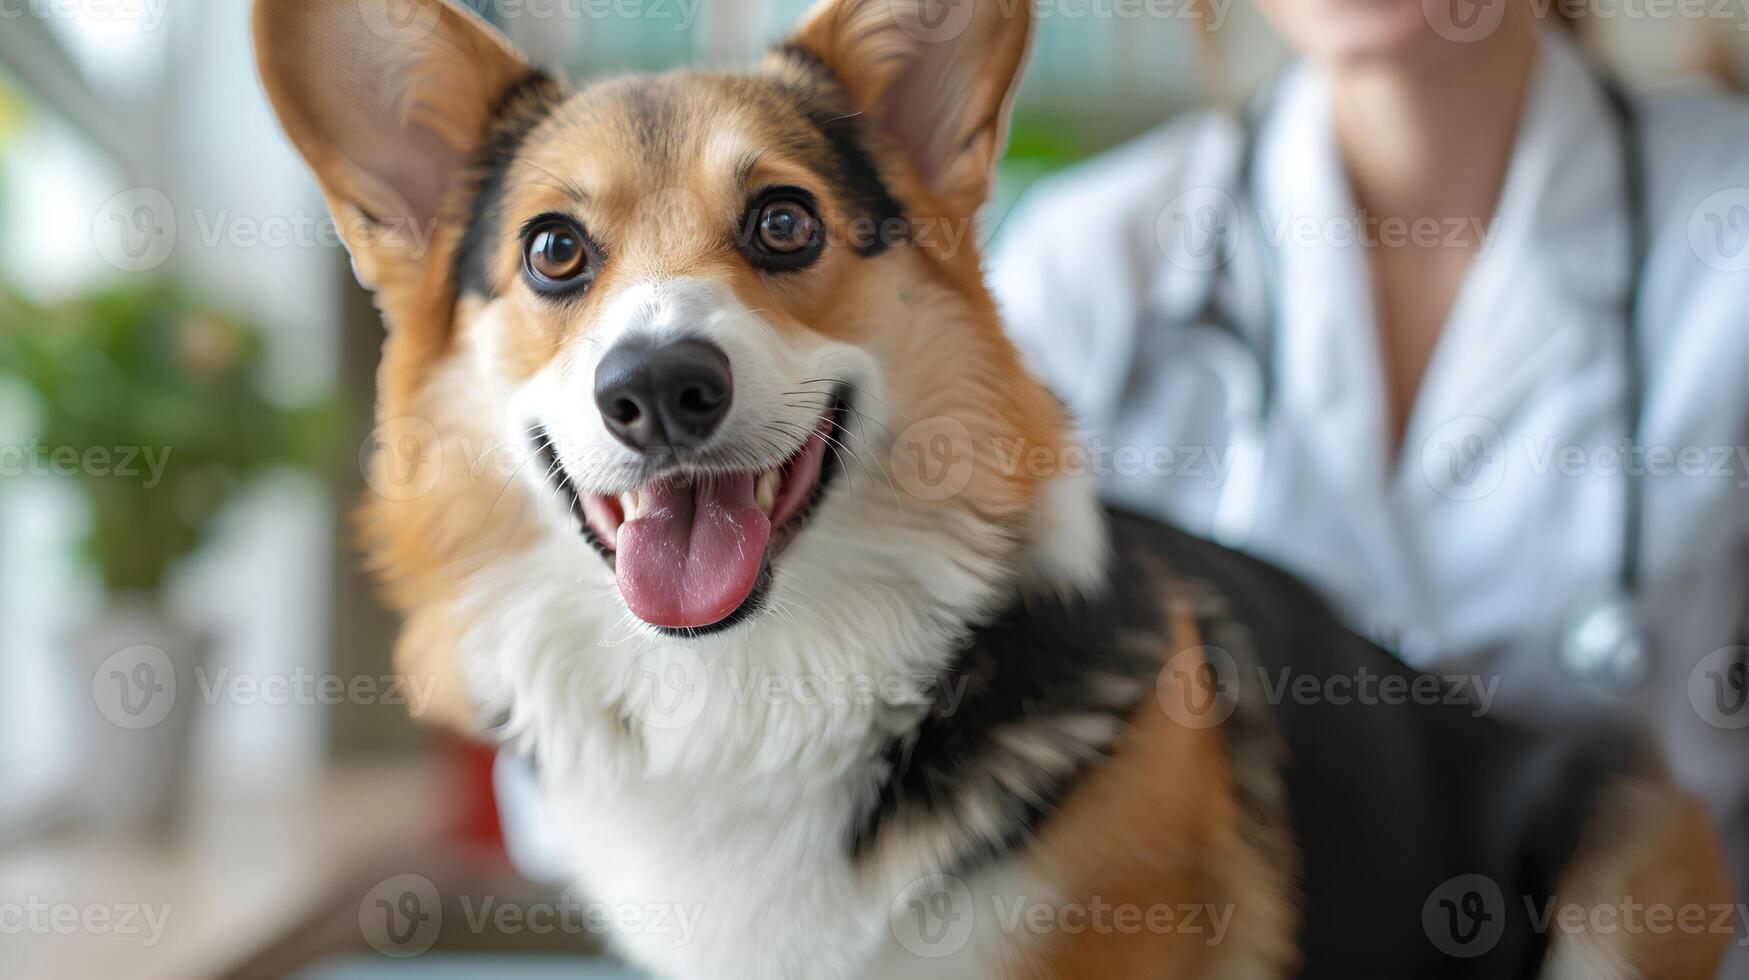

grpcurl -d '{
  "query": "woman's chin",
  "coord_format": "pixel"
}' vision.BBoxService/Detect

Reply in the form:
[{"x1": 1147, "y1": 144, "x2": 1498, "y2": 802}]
[{"x1": 1270, "y1": 0, "x2": 1473, "y2": 68}]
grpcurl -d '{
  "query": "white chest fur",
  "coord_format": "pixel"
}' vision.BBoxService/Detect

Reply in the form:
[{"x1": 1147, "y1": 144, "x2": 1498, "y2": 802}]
[
  {"x1": 454, "y1": 467, "x2": 1108, "y2": 979},
  {"x1": 539, "y1": 768, "x2": 1046, "y2": 980},
  {"x1": 544, "y1": 768, "x2": 884, "y2": 979},
  {"x1": 455, "y1": 530, "x2": 1012, "y2": 979}
]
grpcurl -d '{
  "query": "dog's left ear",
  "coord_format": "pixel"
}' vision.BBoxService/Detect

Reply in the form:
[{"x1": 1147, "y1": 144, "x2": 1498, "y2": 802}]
[
  {"x1": 253, "y1": 0, "x2": 530, "y2": 293},
  {"x1": 788, "y1": 0, "x2": 1033, "y2": 215}
]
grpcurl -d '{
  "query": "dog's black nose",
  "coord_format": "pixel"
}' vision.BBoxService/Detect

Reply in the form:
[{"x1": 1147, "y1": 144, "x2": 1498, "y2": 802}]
[{"x1": 594, "y1": 339, "x2": 732, "y2": 452}]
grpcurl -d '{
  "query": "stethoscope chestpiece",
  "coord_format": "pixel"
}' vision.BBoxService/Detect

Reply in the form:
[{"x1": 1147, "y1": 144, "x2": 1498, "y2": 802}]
[{"x1": 1560, "y1": 596, "x2": 1654, "y2": 696}]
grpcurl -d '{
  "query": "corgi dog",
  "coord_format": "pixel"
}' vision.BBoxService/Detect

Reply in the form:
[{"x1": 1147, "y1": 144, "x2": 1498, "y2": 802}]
[{"x1": 254, "y1": 0, "x2": 1734, "y2": 976}]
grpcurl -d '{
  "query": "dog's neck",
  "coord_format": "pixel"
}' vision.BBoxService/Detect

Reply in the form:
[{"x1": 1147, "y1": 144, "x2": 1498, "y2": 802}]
[
  {"x1": 474, "y1": 463, "x2": 1110, "y2": 781},
  {"x1": 846, "y1": 483, "x2": 1150, "y2": 882}
]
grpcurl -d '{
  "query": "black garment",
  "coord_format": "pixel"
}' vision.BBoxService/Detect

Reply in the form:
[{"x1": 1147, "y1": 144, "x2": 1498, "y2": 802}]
[
  {"x1": 1121, "y1": 507, "x2": 1633, "y2": 979},
  {"x1": 853, "y1": 506, "x2": 1631, "y2": 976}
]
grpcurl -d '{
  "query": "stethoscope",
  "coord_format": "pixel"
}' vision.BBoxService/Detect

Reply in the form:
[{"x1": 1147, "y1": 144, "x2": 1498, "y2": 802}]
[{"x1": 1178, "y1": 65, "x2": 1665, "y2": 695}]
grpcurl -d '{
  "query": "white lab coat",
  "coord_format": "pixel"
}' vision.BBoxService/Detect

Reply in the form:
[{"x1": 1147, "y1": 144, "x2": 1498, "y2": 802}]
[{"x1": 993, "y1": 26, "x2": 1749, "y2": 938}]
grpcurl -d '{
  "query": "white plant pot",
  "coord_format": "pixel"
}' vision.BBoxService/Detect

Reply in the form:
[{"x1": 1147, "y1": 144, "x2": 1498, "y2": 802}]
[{"x1": 71, "y1": 594, "x2": 210, "y2": 834}]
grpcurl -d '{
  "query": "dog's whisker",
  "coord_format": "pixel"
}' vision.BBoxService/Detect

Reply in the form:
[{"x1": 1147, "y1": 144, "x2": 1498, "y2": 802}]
[{"x1": 796, "y1": 378, "x2": 910, "y2": 423}]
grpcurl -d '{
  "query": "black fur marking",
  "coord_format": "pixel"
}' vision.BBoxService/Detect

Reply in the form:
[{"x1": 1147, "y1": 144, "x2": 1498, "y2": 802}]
[
  {"x1": 806, "y1": 105, "x2": 909, "y2": 257},
  {"x1": 773, "y1": 44, "x2": 909, "y2": 258},
  {"x1": 528, "y1": 423, "x2": 613, "y2": 562},
  {"x1": 1148, "y1": 513, "x2": 1627, "y2": 980},
  {"x1": 454, "y1": 70, "x2": 564, "y2": 299},
  {"x1": 850, "y1": 507, "x2": 1634, "y2": 980},
  {"x1": 846, "y1": 527, "x2": 1166, "y2": 875},
  {"x1": 623, "y1": 81, "x2": 678, "y2": 155},
  {"x1": 737, "y1": 185, "x2": 828, "y2": 273},
  {"x1": 772, "y1": 41, "x2": 831, "y2": 78}
]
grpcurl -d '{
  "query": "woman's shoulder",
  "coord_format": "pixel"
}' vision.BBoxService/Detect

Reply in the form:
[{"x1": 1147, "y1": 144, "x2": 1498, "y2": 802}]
[
  {"x1": 1635, "y1": 79, "x2": 1749, "y2": 204},
  {"x1": 1631, "y1": 81, "x2": 1749, "y2": 425},
  {"x1": 995, "y1": 109, "x2": 1244, "y2": 255},
  {"x1": 989, "y1": 111, "x2": 1244, "y2": 393},
  {"x1": 1636, "y1": 76, "x2": 1749, "y2": 135}
]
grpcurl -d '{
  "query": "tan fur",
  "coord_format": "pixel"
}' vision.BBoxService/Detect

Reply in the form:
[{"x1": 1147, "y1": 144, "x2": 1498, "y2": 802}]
[
  {"x1": 1008, "y1": 591, "x2": 1297, "y2": 979},
  {"x1": 787, "y1": 0, "x2": 1032, "y2": 215},
  {"x1": 255, "y1": 3, "x2": 1733, "y2": 976},
  {"x1": 256, "y1": 0, "x2": 1064, "y2": 733},
  {"x1": 1543, "y1": 778, "x2": 1737, "y2": 979},
  {"x1": 253, "y1": 0, "x2": 526, "y2": 377},
  {"x1": 394, "y1": 601, "x2": 478, "y2": 726},
  {"x1": 255, "y1": 0, "x2": 545, "y2": 731}
]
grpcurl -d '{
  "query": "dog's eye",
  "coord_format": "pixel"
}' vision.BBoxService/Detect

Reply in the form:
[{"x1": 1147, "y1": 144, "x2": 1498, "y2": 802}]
[
  {"x1": 522, "y1": 216, "x2": 594, "y2": 292},
  {"x1": 757, "y1": 201, "x2": 818, "y2": 254},
  {"x1": 741, "y1": 189, "x2": 823, "y2": 272}
]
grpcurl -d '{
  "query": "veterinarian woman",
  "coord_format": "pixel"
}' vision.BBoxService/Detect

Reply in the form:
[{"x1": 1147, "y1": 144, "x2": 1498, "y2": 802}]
[{"x1": 992, "y1": 0, "x2": 1749, "y2": 960}]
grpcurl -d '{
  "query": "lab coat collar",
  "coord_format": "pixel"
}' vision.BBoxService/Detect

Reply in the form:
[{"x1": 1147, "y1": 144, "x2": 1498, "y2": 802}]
[
  {"x1": 1251, "y1": 29, "x2": 1634, "y2": 647},
  {"x1": 1256, "y1": 29, "x2": 1631, "y2": 477},
  {"x1": 1399, "y1": 29, "x2": 1634, "y2": 469}
]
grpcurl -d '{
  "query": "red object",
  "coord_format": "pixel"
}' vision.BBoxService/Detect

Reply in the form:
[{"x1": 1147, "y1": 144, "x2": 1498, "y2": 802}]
[{"x1": 443, "y1": 734, "x2": 506, "y2": 855}]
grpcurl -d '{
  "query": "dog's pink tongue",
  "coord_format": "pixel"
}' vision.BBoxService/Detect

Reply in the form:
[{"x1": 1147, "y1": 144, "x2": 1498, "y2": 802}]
[{"x1": 616, "y1": 474, "x2": 771, "y2": 629}]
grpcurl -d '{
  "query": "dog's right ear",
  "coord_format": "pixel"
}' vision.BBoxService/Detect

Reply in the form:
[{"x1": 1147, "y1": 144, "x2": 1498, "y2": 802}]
[
  {"x1": 254, "y1": 0, "x2": 529, "y2": 294},
  {"x1": 786, "y1": 0, "x2": 1033, "y2": 219}
]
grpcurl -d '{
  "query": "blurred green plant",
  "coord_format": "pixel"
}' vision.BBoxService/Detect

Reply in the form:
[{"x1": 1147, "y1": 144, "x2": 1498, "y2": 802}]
[
  {"x1": 1005, "y1": 109, "x2": 1099, "y2": 170},
  {"x1": 0, "y1": 282, "x2": 341, "y2": 593}
]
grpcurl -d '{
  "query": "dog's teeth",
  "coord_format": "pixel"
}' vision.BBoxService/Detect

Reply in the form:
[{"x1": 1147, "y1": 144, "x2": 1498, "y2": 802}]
[
  {"x1": 621, "y1": 491, "x2": 642, "y2": 520},
  {"x1": 755, "y1": 470, "x2": 779, "y2": 517}
]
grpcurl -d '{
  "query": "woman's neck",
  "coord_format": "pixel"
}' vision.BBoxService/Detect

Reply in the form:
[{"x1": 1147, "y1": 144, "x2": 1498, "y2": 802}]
[{"x1": 1328, "y1": 17, "x2": 1541, "y2": 223}]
